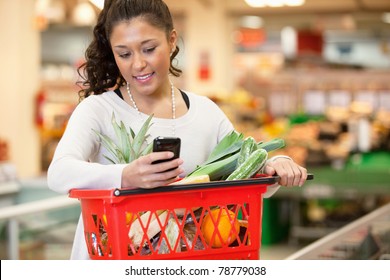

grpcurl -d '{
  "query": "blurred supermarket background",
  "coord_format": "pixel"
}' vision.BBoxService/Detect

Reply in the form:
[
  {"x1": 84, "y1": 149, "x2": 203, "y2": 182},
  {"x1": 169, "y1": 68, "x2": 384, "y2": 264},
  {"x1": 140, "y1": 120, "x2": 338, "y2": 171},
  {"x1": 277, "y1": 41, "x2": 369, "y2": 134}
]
[{"x1": 1, "y1": 0, "x2": 390, "y2": 260}]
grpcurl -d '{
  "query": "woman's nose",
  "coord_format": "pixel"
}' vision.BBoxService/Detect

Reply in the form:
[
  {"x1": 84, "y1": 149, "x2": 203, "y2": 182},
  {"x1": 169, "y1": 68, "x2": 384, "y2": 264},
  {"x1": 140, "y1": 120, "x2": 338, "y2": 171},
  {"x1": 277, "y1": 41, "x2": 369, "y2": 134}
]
[{"x1": 133, "y1": 53, "x2": 146, "y2": 70}]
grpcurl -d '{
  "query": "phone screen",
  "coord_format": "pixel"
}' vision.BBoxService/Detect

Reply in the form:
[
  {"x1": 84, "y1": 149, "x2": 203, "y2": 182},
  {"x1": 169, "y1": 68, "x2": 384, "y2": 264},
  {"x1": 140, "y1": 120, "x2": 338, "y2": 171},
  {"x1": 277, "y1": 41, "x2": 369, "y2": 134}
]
[{"x1": 152, "y1": 137, "x2": 181, "y2": 165}]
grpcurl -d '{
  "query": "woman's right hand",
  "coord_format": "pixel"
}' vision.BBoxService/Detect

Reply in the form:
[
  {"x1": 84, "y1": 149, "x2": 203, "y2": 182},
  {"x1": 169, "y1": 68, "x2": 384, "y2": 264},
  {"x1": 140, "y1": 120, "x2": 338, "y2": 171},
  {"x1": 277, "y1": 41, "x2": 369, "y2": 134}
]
[{"x1": 120, "y1": 151, "x2": 184, "y2": 189}]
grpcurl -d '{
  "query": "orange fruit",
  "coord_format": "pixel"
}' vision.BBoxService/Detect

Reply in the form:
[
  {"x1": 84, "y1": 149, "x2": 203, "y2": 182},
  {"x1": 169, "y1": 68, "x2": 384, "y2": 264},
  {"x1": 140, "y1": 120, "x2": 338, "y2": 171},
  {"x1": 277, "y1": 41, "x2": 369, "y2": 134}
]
[
  {"x1": 102, "y1": 214, "x2": 108, "y2": 227},
  {"x1": 126, "y1": 212, "x2": 134, "y2": 225},
  {"x1": 201, "y1": 208, "x2": 240, "y2": 248}
]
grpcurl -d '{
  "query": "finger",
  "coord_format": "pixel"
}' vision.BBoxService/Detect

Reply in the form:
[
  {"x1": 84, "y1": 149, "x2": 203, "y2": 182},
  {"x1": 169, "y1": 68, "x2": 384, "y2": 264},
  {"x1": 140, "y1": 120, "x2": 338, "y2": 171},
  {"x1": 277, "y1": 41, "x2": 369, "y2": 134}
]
[
  {"x1": 277, "y1": 162, "x2": 293, "y2": 187},
  {"x1": 287, "y1": 164, "x2": 301, "y2": 187},
  {"x1": 149, "y1": 151, "x2": 175, "y2": 164},
  {"x1": 150, "y1": 166, "x2": 184, "y2": 182},
  {"x1": 153, "y1": 159, "x2": 183, "y2": 174},
  {"x1": 288, "y1": 164, "x2": 307, "y2": 187},
  {"x1": 264, "y1": 165, "x2": 276, "y2": 175},
  {"x1": 268, "y1": 159, "x2": 292, "y2": 186},
  {"x1": 276, "y1": 168, "x2": 288, "y2": 186},
  {"x1": 299, "y1": 167, "x2": 308, "y2": 187}
]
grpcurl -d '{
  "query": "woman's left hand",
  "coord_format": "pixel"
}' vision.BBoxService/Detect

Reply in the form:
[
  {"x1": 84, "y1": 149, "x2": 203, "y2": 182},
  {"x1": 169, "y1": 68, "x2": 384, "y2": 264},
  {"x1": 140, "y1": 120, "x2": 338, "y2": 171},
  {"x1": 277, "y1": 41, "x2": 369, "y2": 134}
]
[{"x1": 264, "y1": 157, "x2": 307, "y2": 187}]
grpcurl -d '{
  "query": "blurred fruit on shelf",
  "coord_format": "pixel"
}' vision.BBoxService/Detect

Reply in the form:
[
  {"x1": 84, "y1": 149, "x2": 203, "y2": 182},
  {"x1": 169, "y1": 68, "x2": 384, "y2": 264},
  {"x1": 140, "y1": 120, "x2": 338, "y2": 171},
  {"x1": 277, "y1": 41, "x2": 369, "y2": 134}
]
[{"x1": 0, "y1": 138, "x2": 9, "y2": 162}]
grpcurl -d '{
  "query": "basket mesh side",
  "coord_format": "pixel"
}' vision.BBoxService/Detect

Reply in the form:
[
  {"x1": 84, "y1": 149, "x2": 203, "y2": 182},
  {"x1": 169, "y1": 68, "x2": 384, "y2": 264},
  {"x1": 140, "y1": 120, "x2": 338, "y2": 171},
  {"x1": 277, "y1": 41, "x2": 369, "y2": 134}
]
[{"x1": 78, "y1": 185, "x2": 265, "y2": 260}]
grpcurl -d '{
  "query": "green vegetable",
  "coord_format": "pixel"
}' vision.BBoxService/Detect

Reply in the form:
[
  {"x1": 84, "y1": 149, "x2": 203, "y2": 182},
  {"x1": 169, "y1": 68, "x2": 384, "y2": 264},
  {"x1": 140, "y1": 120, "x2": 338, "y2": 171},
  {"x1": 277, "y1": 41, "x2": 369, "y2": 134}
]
[
  {"x1": 236, "y1": 136, "x2": 257, "y2": 168},
  {"x1": 185, "y1": 132, "x2": 284, "y2": 181},
  {"x1": 257, "y1": 138, "x2": 285, "y2": 152},
  {"x1": 93, "y1": 112, "x2": 153, "y2": 164},
  {"x1": 205, "y1": 130, "x2": 244, "y2": 164},
  {"x1": 185, "y1": 130, "x2": 244, "y2": 180},
  {"x1": 226, "y1": 148, "x2": 268, "y2": 181},
  {"x1": 186, "y1": 152, "x2": 239, "y2": 181}
]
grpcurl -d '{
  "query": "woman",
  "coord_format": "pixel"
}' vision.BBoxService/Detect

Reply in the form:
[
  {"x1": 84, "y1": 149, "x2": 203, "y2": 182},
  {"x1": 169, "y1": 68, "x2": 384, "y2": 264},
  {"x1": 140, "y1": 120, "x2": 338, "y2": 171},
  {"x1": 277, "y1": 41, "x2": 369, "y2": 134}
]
[{"x1": 47, "y1": 0, "x2": 307, "y2": 259}]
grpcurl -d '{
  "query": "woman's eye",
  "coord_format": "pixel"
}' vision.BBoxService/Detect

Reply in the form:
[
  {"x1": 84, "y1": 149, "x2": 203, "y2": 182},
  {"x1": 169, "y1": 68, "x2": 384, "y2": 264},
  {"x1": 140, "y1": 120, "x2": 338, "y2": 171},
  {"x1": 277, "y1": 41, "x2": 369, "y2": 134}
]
[
  {"x1": 144, "y1": 47, "x2": 156, "y2": 53},
  {"x1": 118, "y1": 53, "x2": 130, "y2": 58}
]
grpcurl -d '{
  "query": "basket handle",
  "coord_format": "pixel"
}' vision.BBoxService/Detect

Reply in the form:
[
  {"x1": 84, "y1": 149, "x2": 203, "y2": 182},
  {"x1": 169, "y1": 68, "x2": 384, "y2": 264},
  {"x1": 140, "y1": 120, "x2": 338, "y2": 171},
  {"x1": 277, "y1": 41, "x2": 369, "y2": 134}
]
[{"x1": 113, "y1": 173, "x2": 314, "y2": 197}]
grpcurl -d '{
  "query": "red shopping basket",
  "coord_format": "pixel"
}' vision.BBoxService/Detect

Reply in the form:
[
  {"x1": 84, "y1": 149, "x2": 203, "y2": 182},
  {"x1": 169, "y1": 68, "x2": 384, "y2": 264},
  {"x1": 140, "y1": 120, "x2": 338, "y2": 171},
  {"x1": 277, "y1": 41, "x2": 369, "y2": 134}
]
[{"x1": 69, "y1": 175, "x2": 279, "y2": 260}]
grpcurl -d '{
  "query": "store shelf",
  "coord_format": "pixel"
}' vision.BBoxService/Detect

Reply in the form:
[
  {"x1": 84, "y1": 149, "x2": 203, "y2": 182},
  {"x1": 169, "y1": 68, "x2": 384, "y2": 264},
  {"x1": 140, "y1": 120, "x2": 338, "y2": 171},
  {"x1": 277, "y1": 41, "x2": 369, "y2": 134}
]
[{"x1": 37, "y1": 78, "x2": 78, "y2": 171}]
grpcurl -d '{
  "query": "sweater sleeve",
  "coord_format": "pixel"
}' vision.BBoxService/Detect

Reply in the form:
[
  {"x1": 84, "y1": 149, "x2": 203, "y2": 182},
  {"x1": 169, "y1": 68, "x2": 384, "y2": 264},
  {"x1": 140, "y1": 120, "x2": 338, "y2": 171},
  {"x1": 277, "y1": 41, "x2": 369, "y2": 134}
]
[{"x1": 47, "y1": 100, "x2": 125, "y2": 194}]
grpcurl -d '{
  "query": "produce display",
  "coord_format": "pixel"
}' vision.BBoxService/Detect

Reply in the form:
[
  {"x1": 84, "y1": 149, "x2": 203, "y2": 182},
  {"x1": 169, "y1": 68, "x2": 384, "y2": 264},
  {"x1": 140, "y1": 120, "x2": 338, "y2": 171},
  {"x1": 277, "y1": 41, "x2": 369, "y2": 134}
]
[{"x1": 0, "y1": 137, "x2": 9, "y2": 162}]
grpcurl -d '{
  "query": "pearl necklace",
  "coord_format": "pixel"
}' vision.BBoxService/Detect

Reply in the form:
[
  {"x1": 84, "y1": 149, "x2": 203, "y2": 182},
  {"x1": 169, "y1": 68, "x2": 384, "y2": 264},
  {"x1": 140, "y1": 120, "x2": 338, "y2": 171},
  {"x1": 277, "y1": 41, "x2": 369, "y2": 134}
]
[{"x1": 126, "y1": 81, "x2": 176, "y2": 136}]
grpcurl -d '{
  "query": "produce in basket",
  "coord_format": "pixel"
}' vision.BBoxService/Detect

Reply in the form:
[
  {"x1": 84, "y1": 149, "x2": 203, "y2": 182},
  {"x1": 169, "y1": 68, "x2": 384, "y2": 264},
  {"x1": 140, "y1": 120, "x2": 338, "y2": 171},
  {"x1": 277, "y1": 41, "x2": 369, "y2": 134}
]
[
  {"x1": 158, "y1": 216, "x2": 181, "y2": 254},
  {"x1": 93, "y1": 112, "x2": 153, "y2": 164},
  {"x1": 128, "y1": 210, "x2": 168, "y2": 249},
  {"x1": 185, "y1": 132, "x2": 285, "y2": 181},
  {"x1": 201, "y1": 208, "x2": 240, "y2": 248},
  {"x1": 226, "y1": 148, "x2": 268, "y2": 180},
  {"x1": 182, "y1": 219, "x2": 205, "y2": 251},
  {"x1": 236, "y1": 136, "x2": 257, "y2": 167},
  {"x1": 185, "y1": 130, "x2": 243, "y2": 181},
  {"x1": 169, "y1": 174, "x2": 210, "y2": 185}
]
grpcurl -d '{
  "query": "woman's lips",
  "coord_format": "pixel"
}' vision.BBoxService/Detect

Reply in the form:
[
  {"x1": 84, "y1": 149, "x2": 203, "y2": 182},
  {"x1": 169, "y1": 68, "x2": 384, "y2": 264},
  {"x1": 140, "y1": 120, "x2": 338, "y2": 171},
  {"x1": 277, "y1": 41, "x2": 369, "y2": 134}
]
[{"x1": 133, "y1": 73, "x2": 154, "y2": 82}]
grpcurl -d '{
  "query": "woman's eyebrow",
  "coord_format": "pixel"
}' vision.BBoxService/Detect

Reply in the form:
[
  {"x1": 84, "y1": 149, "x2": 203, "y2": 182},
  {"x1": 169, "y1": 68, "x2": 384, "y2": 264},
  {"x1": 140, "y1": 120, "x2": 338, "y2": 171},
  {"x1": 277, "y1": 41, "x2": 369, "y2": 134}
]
[{"x1": 113, "y1": 39, "x2": 158, "y2": 49}]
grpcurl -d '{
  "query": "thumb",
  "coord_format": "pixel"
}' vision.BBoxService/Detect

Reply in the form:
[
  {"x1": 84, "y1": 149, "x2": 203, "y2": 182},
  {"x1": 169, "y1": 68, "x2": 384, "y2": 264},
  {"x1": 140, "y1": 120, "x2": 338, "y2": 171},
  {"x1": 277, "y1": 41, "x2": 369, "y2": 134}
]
[{"x1": 264, "y1": 165, "x2": 276, "y2": 175}]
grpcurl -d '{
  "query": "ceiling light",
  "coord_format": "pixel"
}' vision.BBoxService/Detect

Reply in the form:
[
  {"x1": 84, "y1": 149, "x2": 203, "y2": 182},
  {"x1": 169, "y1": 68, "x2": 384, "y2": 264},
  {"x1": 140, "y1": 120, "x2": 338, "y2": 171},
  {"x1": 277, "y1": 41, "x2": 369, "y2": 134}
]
[
  {"x1": 244, "y1": 0, "x2": 305, "y2": 8},
  {"x1": 89, "y1": 0, "x2": 104, "y2": 10},
  {"x1": 267, "y1": 0, "x2": 284, "y2": 7},
  {"x1": 245, "y1": 0, "x2": 266, "y2": 8},
  {"x1": 285, "y1": 0, "x2": 305, "y2": 7},
  {"x1": 72, "y1": 2, "x2": 96, "y2": 26}
]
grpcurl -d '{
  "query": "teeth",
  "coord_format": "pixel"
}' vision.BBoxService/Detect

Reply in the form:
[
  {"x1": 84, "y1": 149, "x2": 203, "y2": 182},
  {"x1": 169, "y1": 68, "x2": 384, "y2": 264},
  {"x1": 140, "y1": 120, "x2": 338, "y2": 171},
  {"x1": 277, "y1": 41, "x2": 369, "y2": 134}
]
[{"x1": 135, "y1": 73, "x2": 152, "y2": 80}]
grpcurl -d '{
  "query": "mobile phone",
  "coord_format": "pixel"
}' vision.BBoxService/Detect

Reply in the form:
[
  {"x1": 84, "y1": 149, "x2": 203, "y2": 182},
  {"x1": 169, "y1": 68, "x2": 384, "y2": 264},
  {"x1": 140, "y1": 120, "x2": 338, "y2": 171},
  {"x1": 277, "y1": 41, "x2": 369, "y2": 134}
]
[{"x1": 152, "y1": 137, "x2": 181, "y2": 167}]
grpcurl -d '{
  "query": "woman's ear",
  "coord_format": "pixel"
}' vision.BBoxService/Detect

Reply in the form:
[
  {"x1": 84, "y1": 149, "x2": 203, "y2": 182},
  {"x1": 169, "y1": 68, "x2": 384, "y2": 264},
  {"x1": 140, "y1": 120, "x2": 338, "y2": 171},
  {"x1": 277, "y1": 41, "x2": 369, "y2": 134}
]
[{"x1": 169, "y1": 29, "x2": 178, "y2": 50}]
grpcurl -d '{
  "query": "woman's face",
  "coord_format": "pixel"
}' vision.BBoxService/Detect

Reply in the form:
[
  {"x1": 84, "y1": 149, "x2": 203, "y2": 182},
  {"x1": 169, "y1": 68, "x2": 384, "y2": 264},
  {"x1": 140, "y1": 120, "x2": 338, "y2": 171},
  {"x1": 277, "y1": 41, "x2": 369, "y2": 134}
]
[{"x1": 110, "y1": 17, "x2": 176, "y2": 96}]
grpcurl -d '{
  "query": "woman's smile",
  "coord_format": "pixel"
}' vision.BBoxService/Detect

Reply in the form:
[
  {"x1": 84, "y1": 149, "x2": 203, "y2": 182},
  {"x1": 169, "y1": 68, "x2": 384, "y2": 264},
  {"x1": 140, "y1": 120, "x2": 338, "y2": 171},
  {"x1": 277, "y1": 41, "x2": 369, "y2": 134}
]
[{"x1": 133, "y1": 72, "x2": 155, "y2": 83}]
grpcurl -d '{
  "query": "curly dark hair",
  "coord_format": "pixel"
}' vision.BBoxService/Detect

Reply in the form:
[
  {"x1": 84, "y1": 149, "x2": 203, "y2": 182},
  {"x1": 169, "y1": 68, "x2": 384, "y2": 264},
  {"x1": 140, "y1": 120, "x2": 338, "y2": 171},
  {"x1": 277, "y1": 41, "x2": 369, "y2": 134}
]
[{"x1": 77, "y1": 0, "x2": 182, "y2": 100}]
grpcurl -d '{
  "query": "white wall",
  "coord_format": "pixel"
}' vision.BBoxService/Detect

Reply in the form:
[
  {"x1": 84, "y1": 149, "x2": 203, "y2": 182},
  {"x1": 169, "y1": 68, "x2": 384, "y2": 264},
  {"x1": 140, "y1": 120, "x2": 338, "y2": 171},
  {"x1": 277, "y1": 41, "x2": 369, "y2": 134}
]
[
  {"x1": 0, "y1": 0, "x2": 41, "y2": 178},
  {"x1": 172, "y1": 0, "x2": 235, "y2": 96},
  {"x1": 184, "y1": 0, "x2": 232, "y2": 95}
]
